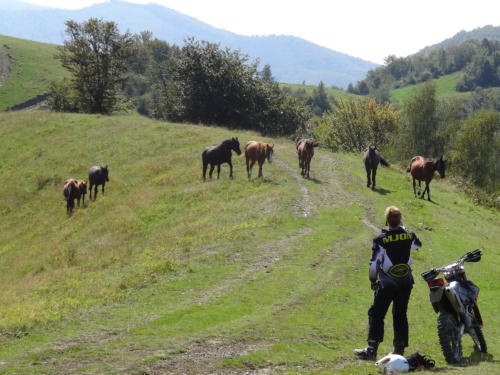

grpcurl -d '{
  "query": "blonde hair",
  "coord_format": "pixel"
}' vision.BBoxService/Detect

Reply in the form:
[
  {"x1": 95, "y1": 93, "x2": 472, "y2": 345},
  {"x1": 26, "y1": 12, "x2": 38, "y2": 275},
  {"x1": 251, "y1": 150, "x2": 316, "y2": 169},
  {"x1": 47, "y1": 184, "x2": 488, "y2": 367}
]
[{"x1": 385, "y1": 206, "x2": 402, "y2": 228}]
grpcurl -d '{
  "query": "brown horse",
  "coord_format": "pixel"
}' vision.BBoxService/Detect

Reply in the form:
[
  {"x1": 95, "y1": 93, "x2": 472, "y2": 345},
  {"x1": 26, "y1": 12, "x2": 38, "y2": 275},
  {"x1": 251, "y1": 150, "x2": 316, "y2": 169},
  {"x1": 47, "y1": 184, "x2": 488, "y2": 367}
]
[
  {"x1": 244, "y1": 141, "x2": 274, "y2": 180},
  {"x1": 406, "y1": 156, "x2": 446, "y2": 201},
  {"x1": 63, "y1": 179, "x2": 77, "y2": 213},
  {"x1": 63, "y1": 179, "x2": 87, "y2": 212},
  {"x1": 75, "y1": 179, "x2": 87, "y2": 207},
  {"x1": 295, "y1": 137, "x2": 319, "y2": 179},
  {"x1": 362, "y1": 145, "x2": 389, "y2": 190}
]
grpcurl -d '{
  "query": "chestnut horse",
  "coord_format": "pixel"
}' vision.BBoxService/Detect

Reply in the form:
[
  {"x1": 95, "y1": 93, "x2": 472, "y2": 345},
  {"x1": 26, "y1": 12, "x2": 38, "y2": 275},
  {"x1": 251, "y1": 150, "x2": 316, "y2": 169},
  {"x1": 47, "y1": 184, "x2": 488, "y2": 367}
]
[
  {"x1": 406, "y1": 156, "x2": 446, "y2": 201},
  {"x1": 202, "y1": 137, "x2": 241, "y2": 181},
  {"x1": 295, "y1": 137, "x2": 319, "y2": 179},
  {"x1": 244, "y1": 141, "x2": 274, "y2": 180},
  {"x1": 362, "y1": 145, "x2": 389, "y2": 190},
  {"x1": 63, "y1": 179, "x2": 87, "y2": 212}
]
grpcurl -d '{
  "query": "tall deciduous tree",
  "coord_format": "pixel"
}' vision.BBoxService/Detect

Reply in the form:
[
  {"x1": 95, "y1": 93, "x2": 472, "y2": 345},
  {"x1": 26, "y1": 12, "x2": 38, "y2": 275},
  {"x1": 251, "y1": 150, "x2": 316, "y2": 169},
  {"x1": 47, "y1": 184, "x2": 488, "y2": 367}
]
[
  {"x1": 57, "y1": 18, "x2": 133, "y2": 113},
  {"x1": 398, "y1": 80, "x2": 438, "y2": 158}
]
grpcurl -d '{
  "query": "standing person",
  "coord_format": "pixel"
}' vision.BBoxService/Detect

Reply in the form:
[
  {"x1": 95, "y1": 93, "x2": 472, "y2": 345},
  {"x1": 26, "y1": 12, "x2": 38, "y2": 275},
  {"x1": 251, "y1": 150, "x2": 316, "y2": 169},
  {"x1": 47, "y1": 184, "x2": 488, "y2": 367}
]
[{"x1": 355, "y1": 206, "x2": 422, "y2": 360}]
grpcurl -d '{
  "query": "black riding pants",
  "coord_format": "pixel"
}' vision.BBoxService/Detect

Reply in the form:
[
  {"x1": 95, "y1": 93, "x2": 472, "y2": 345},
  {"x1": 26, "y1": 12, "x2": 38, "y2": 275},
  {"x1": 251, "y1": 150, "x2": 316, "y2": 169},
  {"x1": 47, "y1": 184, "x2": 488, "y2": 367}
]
[{"x1": 367, "y1": 282, "x2": 413, "y2": 348}]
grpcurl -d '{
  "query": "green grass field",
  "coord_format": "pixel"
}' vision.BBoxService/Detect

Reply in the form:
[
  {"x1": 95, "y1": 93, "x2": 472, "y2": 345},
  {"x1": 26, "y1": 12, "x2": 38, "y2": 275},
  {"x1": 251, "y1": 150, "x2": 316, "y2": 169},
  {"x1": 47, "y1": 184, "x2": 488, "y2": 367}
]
[
  {"x1": 0, "y1": 35, "x2": 67, "y2": 110},
  {"x1": 390, "y1": 72, "x2": 471, "y2": 105},
  {"x1": 0, "y1": 110, "x2": 498, "y2": 374}
]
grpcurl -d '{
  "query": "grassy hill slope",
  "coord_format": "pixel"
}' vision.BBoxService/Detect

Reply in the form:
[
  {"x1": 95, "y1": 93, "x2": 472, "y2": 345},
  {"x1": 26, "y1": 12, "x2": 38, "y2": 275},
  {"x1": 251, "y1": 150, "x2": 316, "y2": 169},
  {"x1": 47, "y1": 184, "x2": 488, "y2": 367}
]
[
  {"x1": 390, "y1": 71, "x2": 469, "y2": 105},
  {"x1": 0, "y1": 35, "x2": 66, "y2": 110},
  {"x1": 0, "y1": 111, "x2": 498, "y2": 374}
]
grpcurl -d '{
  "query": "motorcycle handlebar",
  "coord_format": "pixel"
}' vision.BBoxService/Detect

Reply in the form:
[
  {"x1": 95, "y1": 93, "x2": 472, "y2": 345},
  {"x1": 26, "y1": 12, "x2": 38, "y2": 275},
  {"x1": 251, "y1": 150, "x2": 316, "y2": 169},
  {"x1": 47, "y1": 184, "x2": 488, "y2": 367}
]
[{"x1": 421, "y1": 249, "x2": 482, "y2": 281}]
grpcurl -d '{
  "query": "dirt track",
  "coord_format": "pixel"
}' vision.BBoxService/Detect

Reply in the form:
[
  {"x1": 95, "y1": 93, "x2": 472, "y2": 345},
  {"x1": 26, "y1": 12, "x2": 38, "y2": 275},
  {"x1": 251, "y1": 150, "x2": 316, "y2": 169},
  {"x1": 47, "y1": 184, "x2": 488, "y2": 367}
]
[{"x1": 0, "y1": 45, "x2": 12, "y2": 87}]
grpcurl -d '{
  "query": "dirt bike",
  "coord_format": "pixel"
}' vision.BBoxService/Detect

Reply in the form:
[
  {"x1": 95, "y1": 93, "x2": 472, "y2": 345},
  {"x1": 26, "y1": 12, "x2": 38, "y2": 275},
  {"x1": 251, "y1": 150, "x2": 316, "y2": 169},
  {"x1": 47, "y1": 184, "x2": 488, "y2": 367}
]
[{"x1": 421, "y1": 249, "x2": 487, "y2": 363}]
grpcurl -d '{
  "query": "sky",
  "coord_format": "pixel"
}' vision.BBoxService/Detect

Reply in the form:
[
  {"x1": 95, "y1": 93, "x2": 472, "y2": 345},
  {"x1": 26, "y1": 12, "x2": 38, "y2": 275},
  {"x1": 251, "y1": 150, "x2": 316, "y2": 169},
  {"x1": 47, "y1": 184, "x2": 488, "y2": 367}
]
[{"x1": 19, "y1": 0, "x2": 500, "y2": 64}]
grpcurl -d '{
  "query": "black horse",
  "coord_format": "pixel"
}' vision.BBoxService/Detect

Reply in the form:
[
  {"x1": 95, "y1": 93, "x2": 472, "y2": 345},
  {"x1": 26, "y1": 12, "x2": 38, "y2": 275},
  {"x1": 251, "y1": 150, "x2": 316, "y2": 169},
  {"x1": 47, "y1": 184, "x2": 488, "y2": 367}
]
[
  {"x1": 362, "y1": 145, "x2": 389, "y2": 190},
  {"x1": 88, "y1": 165, "x2": 109, "y2": 200},
  {"x1": 202, "y1": 138, "x2": 241, "y2": 181}
]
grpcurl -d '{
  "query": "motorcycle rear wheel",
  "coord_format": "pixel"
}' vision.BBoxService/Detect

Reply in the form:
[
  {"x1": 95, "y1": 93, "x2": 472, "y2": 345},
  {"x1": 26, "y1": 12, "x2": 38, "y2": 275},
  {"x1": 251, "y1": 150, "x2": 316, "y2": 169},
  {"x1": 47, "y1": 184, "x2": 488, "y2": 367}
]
[{"x1": 437, "y1": 312, "x2": 462, "y2": 363}]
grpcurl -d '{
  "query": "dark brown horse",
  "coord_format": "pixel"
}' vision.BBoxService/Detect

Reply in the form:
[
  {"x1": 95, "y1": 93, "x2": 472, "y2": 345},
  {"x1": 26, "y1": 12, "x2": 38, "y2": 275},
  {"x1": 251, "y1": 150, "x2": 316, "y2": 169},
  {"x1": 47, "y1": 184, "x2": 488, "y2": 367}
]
[
  {"x1": 295, "y1": 137, "x2": 319, "y2": 179},
  {"x1": 63, "y1": 179, "x2": 78, "y2": 213},
  {"x1": 244, "y1": 141, "x2": 274, "y2": 180},
  {"x1": 406, "y1": 156, "x2": 446, "y2": 201},
  {"x1": 362, "y1": 145, "x2": 389, "y2": 190},
  {"x1": 202, "y1": 137, "x2": 241, "y2": 181}
]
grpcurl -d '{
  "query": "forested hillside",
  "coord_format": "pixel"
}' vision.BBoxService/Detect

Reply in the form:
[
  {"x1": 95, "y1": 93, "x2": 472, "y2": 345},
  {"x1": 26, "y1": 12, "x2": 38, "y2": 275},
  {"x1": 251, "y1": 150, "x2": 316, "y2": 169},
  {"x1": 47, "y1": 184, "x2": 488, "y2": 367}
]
[
  {"x1": 349, "y1": 37, "x2": 500, "y2": 101},
  {"x1": 419, "y1": 24, "x2": 500, "y2": 54}
]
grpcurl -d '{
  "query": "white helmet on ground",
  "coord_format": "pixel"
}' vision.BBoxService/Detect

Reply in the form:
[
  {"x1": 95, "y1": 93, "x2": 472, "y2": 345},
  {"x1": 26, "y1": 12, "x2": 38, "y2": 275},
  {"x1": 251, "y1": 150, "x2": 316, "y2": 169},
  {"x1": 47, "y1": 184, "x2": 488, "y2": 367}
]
[{"x1": 375, "y1": 353, "x2": 409, "y2": 374}]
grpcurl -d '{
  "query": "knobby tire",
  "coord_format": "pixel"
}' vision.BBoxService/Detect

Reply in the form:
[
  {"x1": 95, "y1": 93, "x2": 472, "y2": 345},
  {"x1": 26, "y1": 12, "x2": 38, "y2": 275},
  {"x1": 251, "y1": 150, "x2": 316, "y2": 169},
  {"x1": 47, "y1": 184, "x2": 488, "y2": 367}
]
[{"x1": 437, "y1": 312, "x2": 463, "y2": 363}]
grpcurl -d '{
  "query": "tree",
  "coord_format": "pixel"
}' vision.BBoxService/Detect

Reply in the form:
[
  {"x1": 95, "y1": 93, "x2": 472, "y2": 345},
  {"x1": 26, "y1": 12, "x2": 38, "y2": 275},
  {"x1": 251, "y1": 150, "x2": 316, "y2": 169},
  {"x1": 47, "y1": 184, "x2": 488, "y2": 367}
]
[
  {"x1": 398, "y1": 81, "x2": 438, "y2": 158},
  {"x1": 56, "y1": 18, "x2": 133, "y2": 114},
  {"x1": 450, "y1": 111, "x2": 500, "y2": 191}
]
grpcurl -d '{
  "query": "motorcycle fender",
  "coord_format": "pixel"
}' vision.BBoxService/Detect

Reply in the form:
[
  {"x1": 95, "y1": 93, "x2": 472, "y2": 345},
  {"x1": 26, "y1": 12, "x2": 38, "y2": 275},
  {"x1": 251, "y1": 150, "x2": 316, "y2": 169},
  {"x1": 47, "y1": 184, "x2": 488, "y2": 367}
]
[
  {"x1": 444, "y1": 287, "x2": 462, "y2": 315},
  {"x1": 429, "y1": 288, "x2": 444, "y2": 304}
]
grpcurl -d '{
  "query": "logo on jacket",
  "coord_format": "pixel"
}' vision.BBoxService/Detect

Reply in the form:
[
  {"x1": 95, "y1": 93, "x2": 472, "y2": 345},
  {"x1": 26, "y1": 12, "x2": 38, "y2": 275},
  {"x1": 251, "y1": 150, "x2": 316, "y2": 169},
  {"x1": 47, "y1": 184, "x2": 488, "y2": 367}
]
[
  {"x1": 382, "y1": 233, "x2": 413, "y2": 243},
  {"x1": 388, "y1": 264, "x2": 411, "y2": 278}
]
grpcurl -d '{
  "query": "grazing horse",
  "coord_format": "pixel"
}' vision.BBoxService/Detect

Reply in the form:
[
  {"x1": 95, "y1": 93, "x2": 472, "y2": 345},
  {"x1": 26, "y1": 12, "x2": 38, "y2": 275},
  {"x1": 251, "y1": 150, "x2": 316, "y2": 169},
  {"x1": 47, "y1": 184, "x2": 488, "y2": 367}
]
[
  {"x1": 244, "y1": 141, "x2": 274, "y2": 180},
  {"x1": 406, "y1": 156, "x2": 446, "y2": 201},
  {"x1": 63, "y1": 179, "x2": 78, "y2": 213},
  {"x1": 295, "y1": 137, "x2": 319, "y2": 179},
  {"x1": 362, "y1": 145, "x2": 389, "y2": 190},
  {"x1": 202, "y1": 137, "x2": 241, "y2": 181},
  {"x1": 88, "y1": 165, "x2": 109, "y2": 201}
]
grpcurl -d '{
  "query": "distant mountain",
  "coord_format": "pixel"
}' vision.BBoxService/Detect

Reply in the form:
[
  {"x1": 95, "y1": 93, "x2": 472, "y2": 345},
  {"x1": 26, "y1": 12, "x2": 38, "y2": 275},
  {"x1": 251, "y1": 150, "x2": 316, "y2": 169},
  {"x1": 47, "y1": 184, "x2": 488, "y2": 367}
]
[
  {"x1": 0, "y1": 0, "x2": 377, "y2": 88},
  {"x1": 419, "y1": 24, "x2": 500, "y2": 55}
]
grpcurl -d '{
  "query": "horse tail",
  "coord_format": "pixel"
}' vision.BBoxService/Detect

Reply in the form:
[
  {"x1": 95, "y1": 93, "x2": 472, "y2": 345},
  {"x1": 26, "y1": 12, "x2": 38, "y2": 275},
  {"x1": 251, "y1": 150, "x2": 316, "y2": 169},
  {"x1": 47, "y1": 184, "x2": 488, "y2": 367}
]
[{"x1": 380, "y1": 155, "x2": 390, "y2": 167}]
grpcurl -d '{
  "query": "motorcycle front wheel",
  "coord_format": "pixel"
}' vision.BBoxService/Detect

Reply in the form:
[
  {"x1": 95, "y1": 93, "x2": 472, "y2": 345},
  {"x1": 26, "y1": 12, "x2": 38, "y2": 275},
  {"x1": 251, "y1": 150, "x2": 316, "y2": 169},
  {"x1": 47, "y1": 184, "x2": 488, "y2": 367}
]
[
  {"x1": 437, "y1": 312, "x2": 463, "y2": 363},
  {"x1": 470, "y1": 322, "x2": 487, "y2": 353}
]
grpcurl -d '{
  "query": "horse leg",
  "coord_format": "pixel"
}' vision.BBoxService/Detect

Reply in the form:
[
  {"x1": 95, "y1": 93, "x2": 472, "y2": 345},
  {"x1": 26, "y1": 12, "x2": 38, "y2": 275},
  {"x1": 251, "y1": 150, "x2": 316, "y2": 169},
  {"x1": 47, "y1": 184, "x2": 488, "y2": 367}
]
[
  {"x1": 202, "y1": 162, "x2": 208, "y2": 181},
  {"x1": 258, "y1": 161, "x2": 263, "y2": 179},
  {"x1": 425, "y1": 182, "x2": 431, "y2": 201},
  {"x1": 93, "y1": 185, "x2": 98, "y2": 200},
  {"x1": 209, "y1": 164, "x2": 215, "y2": 180},
  {"x1": 246, "y1": 159, "x2": 250, "y2": 180},
  {"x1": 366, "y1": 167, "x2": 371, "y2": 188},
  {"x1": 306, "y1": 160, "x2": 310, "y2": 179},
  {"x1": 417, "y1": 181, "x2": 422, "y2": 196},
  {"x1": 217, "y1": 164, "x2": 221, "y2": 179},
  {"x1": 372, "y1": 167, "x2": 377, "y2": 190},
  {"x1": 89, "y1": 183, "x2": 93, "y2": 200},
  {"x1": 77, "y1": 197, "x2": 81, "y2": 207},
  {"x1": 412, "y1": 178, "x2": 416, "y2": 197},
  {"x1": 102, "y1": 182, "x2": 105, "y2": 195},
  {"x1": 228, "y1": 160, "x2": 233, "y2": 179}
]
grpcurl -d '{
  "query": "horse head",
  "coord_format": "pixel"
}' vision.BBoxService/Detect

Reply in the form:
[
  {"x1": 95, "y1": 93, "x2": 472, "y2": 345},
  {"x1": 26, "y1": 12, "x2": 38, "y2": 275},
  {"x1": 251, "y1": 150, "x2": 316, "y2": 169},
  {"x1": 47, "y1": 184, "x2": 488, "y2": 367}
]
[
  {"x1": 266, "y1": 143, "x2": 274, "y2": 163},
  {"x1": 437, "y1": 157, "x2": 446, "y2": 178},
  {"x1": 103, "y1": 166, "x2": 109, "y2": 181},
  {"x1": 231, "y1": 137, "x2": 242, "y2": 155}
]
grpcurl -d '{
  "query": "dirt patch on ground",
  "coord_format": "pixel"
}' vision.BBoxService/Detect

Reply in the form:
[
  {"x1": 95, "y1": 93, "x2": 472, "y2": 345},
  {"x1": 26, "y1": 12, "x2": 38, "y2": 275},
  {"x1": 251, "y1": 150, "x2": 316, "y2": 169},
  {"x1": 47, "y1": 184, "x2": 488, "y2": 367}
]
[
  {"x1": 274, "y1": 158, "x2": 311, "y2": 217},
  {"x1": 144, "y1": 338, "x2": 277, "y2": 375},
  {"x1": 0, "y1": 44, "x2": 12, "y2": 88}
]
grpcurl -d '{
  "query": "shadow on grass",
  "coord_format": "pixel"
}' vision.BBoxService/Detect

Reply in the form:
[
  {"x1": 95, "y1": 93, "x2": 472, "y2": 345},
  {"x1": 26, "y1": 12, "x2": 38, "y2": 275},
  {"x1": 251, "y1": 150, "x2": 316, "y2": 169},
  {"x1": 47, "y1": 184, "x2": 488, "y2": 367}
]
[
  {"x1": 305, "y1": 177, "x2": 321, "y2": 184},
  {"x1": 372, "y1": 187, "x2": 392, "y2": 195},
  {"x1": 460, "y1": 351, "x2": 496, "y2": 366}
]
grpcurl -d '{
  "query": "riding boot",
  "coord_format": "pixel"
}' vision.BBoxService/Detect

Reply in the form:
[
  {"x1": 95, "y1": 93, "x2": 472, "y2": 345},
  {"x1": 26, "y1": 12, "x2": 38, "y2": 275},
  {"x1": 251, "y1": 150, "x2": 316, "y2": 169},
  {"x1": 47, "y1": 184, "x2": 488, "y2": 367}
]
[
  {"x1": 392, "y1": 346, "x2": 405, "y2": 356},
  {"x1": 354, "y1": 341, "x2": 378, "y2": 360}
]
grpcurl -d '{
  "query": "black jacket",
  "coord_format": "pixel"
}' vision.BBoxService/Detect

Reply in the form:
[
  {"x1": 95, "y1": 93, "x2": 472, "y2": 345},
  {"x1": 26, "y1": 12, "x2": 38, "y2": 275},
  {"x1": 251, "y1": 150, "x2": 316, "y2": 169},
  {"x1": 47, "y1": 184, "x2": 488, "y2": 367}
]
[{"x1": 369, "y1": 226, "x2": 422, "y2": 287}]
